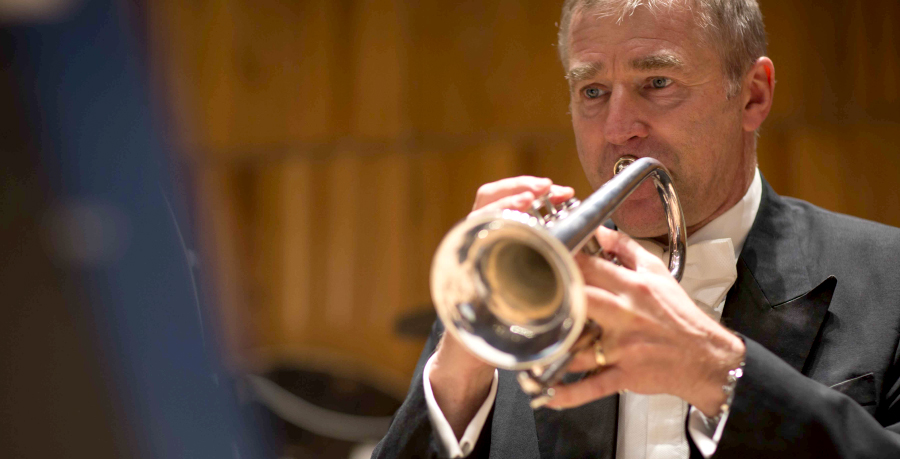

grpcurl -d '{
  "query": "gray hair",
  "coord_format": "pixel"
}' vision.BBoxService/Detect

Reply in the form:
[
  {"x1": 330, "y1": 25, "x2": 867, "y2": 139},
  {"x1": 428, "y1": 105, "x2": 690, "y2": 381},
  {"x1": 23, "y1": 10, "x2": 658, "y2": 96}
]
[{"x1": 557, "y1": 0, "x2": 767, "y2": 97}]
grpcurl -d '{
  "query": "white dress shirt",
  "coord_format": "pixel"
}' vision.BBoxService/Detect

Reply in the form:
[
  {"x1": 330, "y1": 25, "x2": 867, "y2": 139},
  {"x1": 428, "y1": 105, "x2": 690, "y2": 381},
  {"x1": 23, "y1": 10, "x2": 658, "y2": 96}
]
[{"x1": 424, "y1": 168, "x2": 763, "y2": 458}]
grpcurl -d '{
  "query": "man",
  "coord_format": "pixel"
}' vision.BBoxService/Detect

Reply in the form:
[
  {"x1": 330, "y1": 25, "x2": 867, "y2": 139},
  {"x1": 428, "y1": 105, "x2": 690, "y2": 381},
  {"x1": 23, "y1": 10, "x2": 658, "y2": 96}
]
[{"x1": 374, "y1": 0, "x2": 900, "y2": 457}]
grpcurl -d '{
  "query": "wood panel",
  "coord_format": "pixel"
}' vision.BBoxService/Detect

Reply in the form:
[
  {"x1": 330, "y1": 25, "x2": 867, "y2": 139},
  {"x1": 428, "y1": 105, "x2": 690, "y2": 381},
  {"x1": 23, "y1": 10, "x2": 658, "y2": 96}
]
[{"x1": 147, "y1": 0, "x2": 900, "y2": 395}]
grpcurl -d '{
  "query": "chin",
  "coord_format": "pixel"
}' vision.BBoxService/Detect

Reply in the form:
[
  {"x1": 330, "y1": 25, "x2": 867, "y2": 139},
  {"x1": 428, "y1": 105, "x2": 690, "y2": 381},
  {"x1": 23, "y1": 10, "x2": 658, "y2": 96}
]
[{"x1": 610, "y1": 197, "x2": 669, "y2": 238}]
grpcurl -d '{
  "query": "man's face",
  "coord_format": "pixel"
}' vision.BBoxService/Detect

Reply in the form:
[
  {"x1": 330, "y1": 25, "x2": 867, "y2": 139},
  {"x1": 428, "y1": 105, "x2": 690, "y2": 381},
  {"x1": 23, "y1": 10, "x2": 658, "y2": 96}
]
[{"x1": 566, "y1": 6, "x2": 749, "y2": 238}]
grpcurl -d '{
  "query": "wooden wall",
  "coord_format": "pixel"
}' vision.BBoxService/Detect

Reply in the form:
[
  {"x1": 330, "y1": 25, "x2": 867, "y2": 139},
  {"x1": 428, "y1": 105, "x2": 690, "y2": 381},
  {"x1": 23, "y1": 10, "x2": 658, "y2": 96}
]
[{"x1": 146, "y1": 0, "x2": 900, "y2": 397}]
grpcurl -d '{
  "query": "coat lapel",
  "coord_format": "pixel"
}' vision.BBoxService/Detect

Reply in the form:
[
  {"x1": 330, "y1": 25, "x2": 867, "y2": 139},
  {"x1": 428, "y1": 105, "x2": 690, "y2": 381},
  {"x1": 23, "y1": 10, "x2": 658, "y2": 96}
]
[
  {"x1": 533, "y1": 389, "x2": 619, "y2": 459},
  {"x1": 722, "y1": 260, "x2": 835, "y2": 373},
  {"x1": 490, "y1": 370, "x2": 543, "y2": 458},
  {"x1": 490, "y1": 367, "x2": 618, "y2": 459},
  {"x1": 721, "y1": 178, "x2": 836, "y2": 373}
]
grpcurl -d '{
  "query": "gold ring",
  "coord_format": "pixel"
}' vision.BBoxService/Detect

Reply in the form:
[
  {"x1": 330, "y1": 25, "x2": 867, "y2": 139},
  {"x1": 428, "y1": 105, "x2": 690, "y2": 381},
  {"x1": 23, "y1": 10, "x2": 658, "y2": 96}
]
[{"x1": 594, "y1": 340, "x2": 607, "y2": 366}]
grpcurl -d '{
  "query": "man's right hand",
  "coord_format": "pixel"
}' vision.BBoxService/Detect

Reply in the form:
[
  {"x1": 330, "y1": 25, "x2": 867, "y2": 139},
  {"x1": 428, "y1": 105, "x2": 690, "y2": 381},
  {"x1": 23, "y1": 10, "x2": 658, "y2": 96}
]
[{"x1": 428, "y1": 176, "x2": 574, "y2": 438}]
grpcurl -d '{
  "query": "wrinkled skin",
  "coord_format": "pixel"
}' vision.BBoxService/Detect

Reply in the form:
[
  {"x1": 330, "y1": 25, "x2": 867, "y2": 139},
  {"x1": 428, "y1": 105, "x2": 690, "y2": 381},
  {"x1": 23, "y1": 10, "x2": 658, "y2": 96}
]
[{"x1": 566, "y1": 6, "x2": 757, "y2": 238}]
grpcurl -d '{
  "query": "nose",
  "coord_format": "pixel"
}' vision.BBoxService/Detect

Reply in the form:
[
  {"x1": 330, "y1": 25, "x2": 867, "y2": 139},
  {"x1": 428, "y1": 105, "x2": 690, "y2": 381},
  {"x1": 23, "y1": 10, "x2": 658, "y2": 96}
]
[{"x1": 604, "y1": 88, "x2": 649, "y2": 145}]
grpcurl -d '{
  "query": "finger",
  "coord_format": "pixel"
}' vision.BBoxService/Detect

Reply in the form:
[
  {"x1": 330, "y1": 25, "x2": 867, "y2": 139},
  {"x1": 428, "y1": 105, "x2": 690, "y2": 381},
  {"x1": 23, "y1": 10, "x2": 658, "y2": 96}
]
[
  {"x1": 543, "y1": 366, "x2": 626, "y2": 410},
  {"x1": 473, "y1": 176, "x2": 553, "y2": 211},
  {"x1": 565, "y1": 337, "x2": 622, "y2": 373},
  {"x1": 548, "y1": 184, "x2": 576, "y2": 204},
  {"x1": 575, "y1": 253, "x2": 637, "y2": 294},
  {"x1": 583, "y1": 285, "x2": 636, "y2": 340},
  {"x1": 468, "y1": 191, "x2": 536, "y2": 219},
  {"x1": 565, "y1": 347, "x2": 601, "y2": 373},
  {"x1": 564, "y1": 288, "x2": 633, "y2": 374},
  {"x1": 593, "y1": 226, "x2": 667, "y2": 275}
]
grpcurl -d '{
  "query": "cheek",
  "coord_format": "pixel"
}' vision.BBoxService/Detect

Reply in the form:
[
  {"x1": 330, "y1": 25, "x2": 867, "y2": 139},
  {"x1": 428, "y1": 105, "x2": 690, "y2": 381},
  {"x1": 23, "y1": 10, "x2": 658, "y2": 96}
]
[
  {"x1": 701, "y1": 108, "x2": 744, "y2": 175},
  {"x1": 676, "y1": 103, "x2": 737, "y2": 166},
  {"x1": 572, "y1": 120, "x2": 608, "y2": 187},
  {"x1": 672, "y1": 124, "x2": 741, "y2": 217},
  {"x1": 574, "y1": 137, "x2": 601, "y2": 187},
  {"x1": 571, "y1": 97, "x2": 608, "y2": 140}
]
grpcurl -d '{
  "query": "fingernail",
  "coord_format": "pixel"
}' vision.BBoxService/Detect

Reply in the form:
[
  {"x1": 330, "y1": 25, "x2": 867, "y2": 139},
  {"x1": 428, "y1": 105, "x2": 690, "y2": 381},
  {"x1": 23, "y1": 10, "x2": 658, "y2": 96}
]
[{"x1": 531, "y1": 398, "x2": 551, "y2": 410}]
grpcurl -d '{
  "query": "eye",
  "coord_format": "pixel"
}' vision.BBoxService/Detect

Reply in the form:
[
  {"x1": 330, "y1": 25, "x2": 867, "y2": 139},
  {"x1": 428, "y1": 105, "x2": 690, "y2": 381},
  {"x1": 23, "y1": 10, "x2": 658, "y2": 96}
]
[
  {"x1": 583, "y1": 87, "x2": 603, "y2": 99},
  {"x1": 649, "y1": 77, "x2": 672, "y2": 89}
]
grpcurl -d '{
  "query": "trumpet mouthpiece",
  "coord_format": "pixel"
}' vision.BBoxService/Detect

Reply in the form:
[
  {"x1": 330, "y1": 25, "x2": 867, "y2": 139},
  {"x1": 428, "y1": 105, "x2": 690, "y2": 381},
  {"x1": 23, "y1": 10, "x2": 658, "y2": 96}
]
[{"x1": 614, "y1": 155, "x2": 638, "y2": 175}]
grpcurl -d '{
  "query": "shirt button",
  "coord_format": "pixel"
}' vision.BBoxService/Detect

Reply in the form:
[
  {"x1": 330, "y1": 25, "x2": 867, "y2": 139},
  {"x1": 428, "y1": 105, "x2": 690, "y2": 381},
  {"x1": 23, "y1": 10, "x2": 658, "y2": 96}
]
[{"x1": 461, "y1": 441, "x2": 471, "y2": 455}]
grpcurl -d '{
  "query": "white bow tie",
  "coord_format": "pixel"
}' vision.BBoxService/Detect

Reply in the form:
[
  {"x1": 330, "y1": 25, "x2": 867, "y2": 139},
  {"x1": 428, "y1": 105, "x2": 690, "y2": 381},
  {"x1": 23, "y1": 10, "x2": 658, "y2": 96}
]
[{"x1": 636, "y1": 238, "x2": 738, "y2": 320}]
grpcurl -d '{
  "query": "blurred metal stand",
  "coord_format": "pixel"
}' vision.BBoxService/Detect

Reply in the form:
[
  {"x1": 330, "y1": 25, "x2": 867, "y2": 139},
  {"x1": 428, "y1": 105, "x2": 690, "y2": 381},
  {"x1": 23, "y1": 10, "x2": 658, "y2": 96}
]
[
  {"x1": 247, "y1": 374, "x2": 393, "y2": 442},
  {"x1": 244, "y1": 362, "x2": 402, "y2": 459}
]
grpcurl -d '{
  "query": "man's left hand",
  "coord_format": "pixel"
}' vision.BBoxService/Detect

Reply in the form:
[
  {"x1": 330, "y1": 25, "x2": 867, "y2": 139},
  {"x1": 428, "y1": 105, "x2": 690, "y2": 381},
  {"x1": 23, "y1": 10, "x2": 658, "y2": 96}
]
[{"x1": 543, "y1": 226, "x2": 745, "y2": 417}]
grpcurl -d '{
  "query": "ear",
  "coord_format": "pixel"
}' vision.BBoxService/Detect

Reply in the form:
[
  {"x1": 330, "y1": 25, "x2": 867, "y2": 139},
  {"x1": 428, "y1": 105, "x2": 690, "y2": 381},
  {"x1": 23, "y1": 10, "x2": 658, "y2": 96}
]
[{"x1": 741, "y1": 57, "x2": 775, "y2": 132}]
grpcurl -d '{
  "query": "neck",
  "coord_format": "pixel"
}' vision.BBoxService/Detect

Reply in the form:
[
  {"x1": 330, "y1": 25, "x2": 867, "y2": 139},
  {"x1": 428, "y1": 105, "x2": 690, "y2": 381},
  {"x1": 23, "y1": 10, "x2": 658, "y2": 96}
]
[{"x1": 651, "y1": 161, "x2": 756, "y2": 245}]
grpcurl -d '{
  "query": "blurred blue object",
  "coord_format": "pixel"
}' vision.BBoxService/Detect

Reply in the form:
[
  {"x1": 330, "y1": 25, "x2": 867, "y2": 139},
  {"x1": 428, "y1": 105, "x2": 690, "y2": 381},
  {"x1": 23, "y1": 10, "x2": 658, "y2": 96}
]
[{"x1": 0, "y1": 1, "x2": 269, "y2": 457}]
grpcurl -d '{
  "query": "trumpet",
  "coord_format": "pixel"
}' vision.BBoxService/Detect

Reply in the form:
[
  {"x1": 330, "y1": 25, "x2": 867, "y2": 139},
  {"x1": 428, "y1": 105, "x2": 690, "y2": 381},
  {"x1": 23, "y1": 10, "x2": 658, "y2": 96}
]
[{"x1": 430, "y1": 156, "x2": 687, "y2": 408}]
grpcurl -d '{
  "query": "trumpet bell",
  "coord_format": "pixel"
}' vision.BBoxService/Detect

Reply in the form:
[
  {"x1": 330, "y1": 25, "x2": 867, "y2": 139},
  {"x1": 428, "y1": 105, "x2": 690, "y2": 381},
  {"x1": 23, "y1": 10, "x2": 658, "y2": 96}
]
[
  {"x1": 430, "y1": 209, "x2": 586, "y2": 370},
  {"x1": 429, "y1": 157, "x2": 686, "y2": 408}
]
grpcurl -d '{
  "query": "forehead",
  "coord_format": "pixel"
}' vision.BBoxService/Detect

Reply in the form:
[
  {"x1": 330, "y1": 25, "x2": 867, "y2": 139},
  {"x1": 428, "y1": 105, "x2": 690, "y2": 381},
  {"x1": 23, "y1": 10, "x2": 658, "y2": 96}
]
[{"x1": 566, "y1": 5, "x2": 716, "y2": 72}]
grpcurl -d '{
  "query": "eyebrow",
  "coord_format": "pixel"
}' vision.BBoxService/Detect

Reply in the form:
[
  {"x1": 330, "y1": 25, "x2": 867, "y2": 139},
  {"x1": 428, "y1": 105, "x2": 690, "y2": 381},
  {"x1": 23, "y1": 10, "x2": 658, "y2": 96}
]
[
  {"x1": 630, "y1": 53, "x2": 685, "y2": 71},
  {"x1": 566, "y1": 53, "x2": 686, "y2": 88},
  {"x1": 566, "y1": 62, "x2": 603, "y2": 87}
]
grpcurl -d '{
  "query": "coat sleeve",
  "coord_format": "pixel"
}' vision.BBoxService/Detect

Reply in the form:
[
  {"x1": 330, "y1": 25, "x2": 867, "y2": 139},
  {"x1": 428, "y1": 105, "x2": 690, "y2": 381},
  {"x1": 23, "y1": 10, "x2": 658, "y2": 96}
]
[
  {"x1": 371, "y1": 321, "x2": 493, "y2": 459},
  {"x1": 714, "y1": 337, "x2": 900, "y2": 458}
]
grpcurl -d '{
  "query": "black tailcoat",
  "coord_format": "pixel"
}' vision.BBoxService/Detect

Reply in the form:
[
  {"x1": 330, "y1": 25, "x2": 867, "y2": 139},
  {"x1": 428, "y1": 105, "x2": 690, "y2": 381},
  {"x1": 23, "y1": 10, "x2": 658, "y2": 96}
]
[{"x1": 373, "y1": 178, "x2": 900, "y2": 458}]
